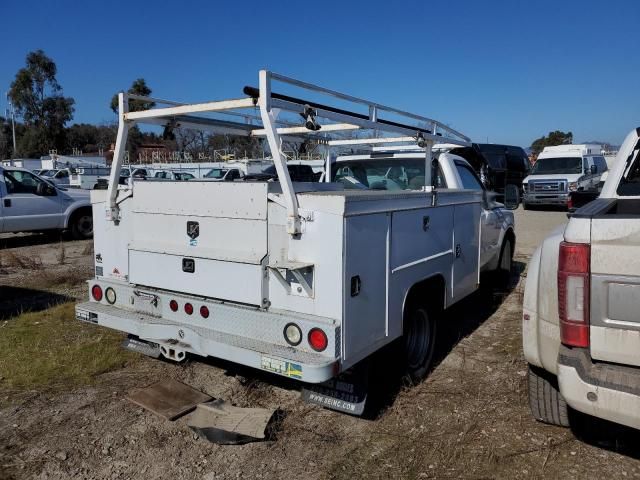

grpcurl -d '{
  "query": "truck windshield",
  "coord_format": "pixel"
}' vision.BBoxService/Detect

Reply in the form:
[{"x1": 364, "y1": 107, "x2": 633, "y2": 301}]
[
  {"x1": 205, "y1": 169, "x2": 227, "y2": 179},
  {"x1": 531, "y1": 157, "x2": 582, "y2": 175},
  {"x1": 332, "y1": 158, "x2": 434, "y2": 191}
]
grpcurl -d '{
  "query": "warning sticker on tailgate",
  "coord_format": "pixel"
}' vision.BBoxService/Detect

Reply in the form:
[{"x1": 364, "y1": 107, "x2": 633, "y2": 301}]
[{"x1": 261, "y1": 356, "x2": 302, "y2": 379}]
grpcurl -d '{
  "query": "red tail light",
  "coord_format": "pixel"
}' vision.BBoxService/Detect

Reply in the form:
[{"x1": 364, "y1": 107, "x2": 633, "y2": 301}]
[
  {"x1": 308, "y1": 328, "x2": 328, "y2": 352},
  {"x1": 91, "y1": 285, "x2": 103, "y2": 301},
  {"x1": 558, "y1": 241, "x2": 590, "y2": 347},
  {"x1": 169, "y1": 300, "x2": 179, "y2": 312},
  {"x1": 200, "y1": 306, "x2": 210, "y2": 318},
  {"x1": 184, "y1": 303, "x2": 194, "y2": 315}
]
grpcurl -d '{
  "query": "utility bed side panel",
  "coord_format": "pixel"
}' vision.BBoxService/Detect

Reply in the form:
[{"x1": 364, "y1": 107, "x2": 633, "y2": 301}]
[
  {"x1": 267, "y1": 201, "x2": 344, "y2": 321},
  {"x1": 342, "y1": 213, "x2": 389, "y2": 367},
  {"x1": 590, "y1": 212, "x2": 640, "y2": 366}
]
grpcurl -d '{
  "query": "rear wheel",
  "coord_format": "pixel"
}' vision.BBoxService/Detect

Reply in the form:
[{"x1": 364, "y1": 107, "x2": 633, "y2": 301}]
[
  {"x1": 528, "y1": 364, "x2": 570, "y2": 427},
  {"x1": 70, "y1": 211, "x2": 93, "y2": 240},
  {"x1": 403, "y1": 304, "x2": 437, "y2": 382}
]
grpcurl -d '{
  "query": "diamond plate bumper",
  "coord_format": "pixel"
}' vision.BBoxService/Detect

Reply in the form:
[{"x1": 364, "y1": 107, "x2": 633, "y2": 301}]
[{"x1": 76, "y1": 300, "x2": 339, "y2": 383}]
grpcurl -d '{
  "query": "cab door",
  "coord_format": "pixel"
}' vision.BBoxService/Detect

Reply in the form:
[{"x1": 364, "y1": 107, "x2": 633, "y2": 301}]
[
  {"x1": 2, "y1": 170, "x2": 64, "y2": 232},
  {"x1": 451, "y1": 161, "x2": 482, "y2": 301}
]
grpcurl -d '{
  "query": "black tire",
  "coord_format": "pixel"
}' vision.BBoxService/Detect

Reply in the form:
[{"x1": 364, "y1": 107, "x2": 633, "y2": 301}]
[
  {"x1": 528, "y1": 364, "x2": 570, "y2": 427},
  {"x1": 70, "y1": 210, "x2": 93, "y2": 240},
  {"x1": 402, "y1": 303, "x2": 437, "y2": 382},
  {"x1": 522, "y1": 201, "x2": 530, "y2": 210}
]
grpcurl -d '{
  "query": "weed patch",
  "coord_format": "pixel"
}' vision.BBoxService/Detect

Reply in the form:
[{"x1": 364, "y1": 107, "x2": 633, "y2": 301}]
[{"x1": 0, "y1": 303, "x2": 135, "y2": 391}]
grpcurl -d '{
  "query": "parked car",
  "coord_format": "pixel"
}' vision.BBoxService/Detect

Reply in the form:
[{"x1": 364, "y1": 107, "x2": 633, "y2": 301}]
[
  {"x1": 0, "y1": 167, "x2": 93, "y2": 239},
  {"x1": 523, "y1": 128, "x2": 640, "y2": 431},
  {"x1": 203, "y1": 168, "x2": 243, "y2": 181},
  {"x1": 153, "y1": 170, "x2": 196, "y2": 181},
  {"x1": 119, "y1": 167, "x2": 149, "y2": 185},
  {"x1": 444, "y1": 143, "x2": 530, "y2": 203},
  {"x1": 522, "y1": 144, "x2": 607, "y2": 209}
]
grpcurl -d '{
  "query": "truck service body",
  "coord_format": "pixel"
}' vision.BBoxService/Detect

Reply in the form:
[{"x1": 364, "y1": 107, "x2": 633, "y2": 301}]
[
  {"x1": 76, "y1": 71, "x2": 515, "y2": 411},
  {"x1": 523, "y1": 128, "x2": 640, "y2": 430}
]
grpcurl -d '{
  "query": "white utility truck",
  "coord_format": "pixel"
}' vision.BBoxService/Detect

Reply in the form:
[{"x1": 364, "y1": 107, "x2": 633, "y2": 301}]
[
  {"x1": 76, "y1": 71, "x2": 515, "y2": 414},
  {"x1": 523, "y1": 128, "x2": 640, "y2": 430},
  {"x1": 523, "y1": 144, "x2": 607, "y2": 209},
  {"x1": 0, "y1": 167, "x2": 93, "y2": 238}
]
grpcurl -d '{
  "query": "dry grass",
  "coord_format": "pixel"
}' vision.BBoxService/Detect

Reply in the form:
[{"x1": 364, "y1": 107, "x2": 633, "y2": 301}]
[
  {"x1": 3, "y1": 251, "x2": 43, "y2": 270},
  {"x1": 0, "y1": 303, "x2": 135, "y2": 391},
  {"x1": 56, "y1": 243, "x2": 67, "y2": 265}
]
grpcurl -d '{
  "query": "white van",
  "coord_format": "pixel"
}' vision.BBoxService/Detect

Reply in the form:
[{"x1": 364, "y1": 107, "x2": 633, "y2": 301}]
[{"x1": 522, "y1": 144, "x2": 607, "y2": 209}]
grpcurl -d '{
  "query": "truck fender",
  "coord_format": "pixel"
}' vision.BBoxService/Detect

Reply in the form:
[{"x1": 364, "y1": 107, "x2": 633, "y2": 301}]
[
  {"x1": 401, "y1": 274, "x2": 447, "y2": 333},
  {"x1": 63, "y1": 202, "x2": 92, "y2": 229},
  {"x1": 522, "y1": 245, "x2": 544, "y2": 368}
]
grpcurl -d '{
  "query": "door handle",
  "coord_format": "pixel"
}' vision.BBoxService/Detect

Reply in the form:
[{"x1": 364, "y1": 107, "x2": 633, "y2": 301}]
[{"x1": 3, "y1": 199, "x2": 10, "y2": 207}]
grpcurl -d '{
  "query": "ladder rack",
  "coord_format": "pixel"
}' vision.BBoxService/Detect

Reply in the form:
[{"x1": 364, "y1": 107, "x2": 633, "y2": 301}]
[{"x1": 106, "y1": 70, "x2": 471, "y2": 235}]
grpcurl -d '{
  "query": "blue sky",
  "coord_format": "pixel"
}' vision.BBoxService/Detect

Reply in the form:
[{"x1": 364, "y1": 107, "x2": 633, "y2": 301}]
[{"x1": 1, "y1": 0, "x2": 639, "y2": 147}]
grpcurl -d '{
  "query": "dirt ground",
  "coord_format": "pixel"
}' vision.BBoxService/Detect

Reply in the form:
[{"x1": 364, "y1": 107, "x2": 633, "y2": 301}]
[{"x1": 3, "y1": 208, "x2": 640, "y2": 480}]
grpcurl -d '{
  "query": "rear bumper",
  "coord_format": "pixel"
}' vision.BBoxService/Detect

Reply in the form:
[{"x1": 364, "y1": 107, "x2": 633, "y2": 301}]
[
  {"x1": 523, "y1": 193, "x2": 569, "y2": 206},
  {"x1": 558, "y1": 346, "x2": 640, "y2": 430},
  {"x1": 75, "y1": 280, "x2": 340, "y2": 384}
]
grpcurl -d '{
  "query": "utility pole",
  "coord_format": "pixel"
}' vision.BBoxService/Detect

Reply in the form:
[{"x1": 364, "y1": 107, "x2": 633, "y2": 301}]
[{"x1": 5, "y1": 91, "x2": 17, "y2": 158}]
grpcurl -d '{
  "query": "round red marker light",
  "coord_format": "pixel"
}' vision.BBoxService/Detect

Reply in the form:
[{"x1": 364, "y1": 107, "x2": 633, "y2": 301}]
[
  {"x1": 200, "y1": 306, "x2": 210, "y2": 318},
  {"x1": 169, "y1": 300, "x2": 179, "y2": 312},
  {"x1": 308, "y1": 328, "x2": 328, "y2": 352},
  {"x1": 91, "y1": 285, "x2": 103, "y2": 301},
  {"x1": 184, "y1": 303, "x2": 194, "y2": 315}
]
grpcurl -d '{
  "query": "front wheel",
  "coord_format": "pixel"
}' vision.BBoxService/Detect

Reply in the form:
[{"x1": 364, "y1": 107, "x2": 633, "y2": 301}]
[
  {"x1": 403, "y1": 304, "x2": 437, "y2": 382},
  {"x1": 70, "y1": 211, "x2": 93, "y2": 240}
]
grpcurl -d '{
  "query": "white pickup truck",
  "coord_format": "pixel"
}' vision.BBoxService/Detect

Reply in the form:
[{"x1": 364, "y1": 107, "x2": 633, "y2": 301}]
[
  {"x1": 0, "y1": 167, "x2": 93, "y2": 238},
  {"x1": 523, "y1": 127, "x2": 640, "y2": 430},
  {"x1": 75, "y1": 71, "x2": 515, "y2": 414}
]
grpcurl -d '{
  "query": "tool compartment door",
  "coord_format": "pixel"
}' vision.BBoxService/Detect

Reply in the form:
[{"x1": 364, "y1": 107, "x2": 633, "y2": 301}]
[
  {"x1": 342, "y1": 213, "x2": 389, "y2": 365},
  {"x1": 128, "y1": 182, "x2": 268, "y2": 306}
]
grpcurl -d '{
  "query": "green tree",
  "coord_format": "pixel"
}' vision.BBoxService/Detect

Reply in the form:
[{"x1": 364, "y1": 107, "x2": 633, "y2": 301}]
[
  {"x1": 8, "y1": 50, "x2": 74, "y2": 157},
  {"x1": 530, "y1": 130, "x2": 573, "y2": 157},
  {"x1": 110, "y1": 78, "x2": 155, "y2": 114}
]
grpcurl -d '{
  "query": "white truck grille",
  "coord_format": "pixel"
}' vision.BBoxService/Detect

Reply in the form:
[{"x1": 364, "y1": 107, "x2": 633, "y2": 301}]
[{"x1": 530, "y1": 180, "x2": 566, "y2": 193}]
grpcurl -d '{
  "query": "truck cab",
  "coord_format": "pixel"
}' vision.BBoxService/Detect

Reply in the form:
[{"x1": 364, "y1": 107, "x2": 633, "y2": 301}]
[
  {"x1": 522, "y1": 144, "x2": 607, "y2": 209},
  {"x1": 523, "y1": 128, "x2": 640, "y2": 431}
]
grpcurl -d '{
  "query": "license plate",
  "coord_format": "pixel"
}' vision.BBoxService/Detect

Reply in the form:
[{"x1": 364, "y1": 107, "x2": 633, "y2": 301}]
[{"x1": 76, "y1": 309, "x2": 98, "y2": 324}]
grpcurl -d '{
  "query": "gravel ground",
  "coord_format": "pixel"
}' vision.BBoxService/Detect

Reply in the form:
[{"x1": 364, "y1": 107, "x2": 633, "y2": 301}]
[{"x1": 3, "y1": 209, "x2": 640, "y2": 480}]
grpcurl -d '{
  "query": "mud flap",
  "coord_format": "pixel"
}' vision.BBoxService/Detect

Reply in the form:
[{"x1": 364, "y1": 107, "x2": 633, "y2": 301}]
[
  {"x1": 121, "y1": 336, "x2": 162, "y2": 358},
  {"x1": 301, "y1": 362, "x2": 369, "y2": 416}
]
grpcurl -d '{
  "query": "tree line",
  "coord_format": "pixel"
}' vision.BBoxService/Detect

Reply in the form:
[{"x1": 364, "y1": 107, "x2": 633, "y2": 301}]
[
  {"x1": 1, "y1": 50, "x2": 262, "y2": 161},
  {"x1": 1, "y1": 50, "x2": 576, "y2": 162}
]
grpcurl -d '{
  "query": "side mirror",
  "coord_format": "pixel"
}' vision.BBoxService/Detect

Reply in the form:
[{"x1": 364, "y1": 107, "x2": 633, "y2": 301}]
[
  {"x1": 590, "y1": 164, "x2": 597, "y2": 174},
  {"x1": 503, "y1": 184, "x2": 520, "y2": 210},
  {"x1": 36, "y1": 182, "x2": 55, "y2": 196}
]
